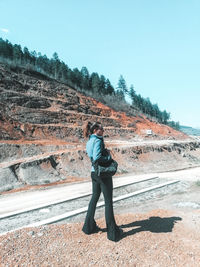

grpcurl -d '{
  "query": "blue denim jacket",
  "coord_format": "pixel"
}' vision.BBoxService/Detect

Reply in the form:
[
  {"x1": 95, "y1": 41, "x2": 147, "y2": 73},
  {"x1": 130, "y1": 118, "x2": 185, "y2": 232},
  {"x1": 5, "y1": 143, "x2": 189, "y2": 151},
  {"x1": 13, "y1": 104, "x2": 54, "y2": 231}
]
[{"x1": 86, "y1": 134, "x2": 111, "y2": 172}]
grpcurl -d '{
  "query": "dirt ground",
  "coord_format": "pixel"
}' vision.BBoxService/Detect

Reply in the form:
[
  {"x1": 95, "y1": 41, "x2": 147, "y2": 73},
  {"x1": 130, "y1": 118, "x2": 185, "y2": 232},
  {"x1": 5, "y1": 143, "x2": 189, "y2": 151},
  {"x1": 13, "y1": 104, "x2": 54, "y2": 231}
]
[
  {"x1": 0, "y1": 209, "x2": 199, "y2": 267},
  {"x1": 0, "y1": 168, "x2": 200, "y2": 266}
]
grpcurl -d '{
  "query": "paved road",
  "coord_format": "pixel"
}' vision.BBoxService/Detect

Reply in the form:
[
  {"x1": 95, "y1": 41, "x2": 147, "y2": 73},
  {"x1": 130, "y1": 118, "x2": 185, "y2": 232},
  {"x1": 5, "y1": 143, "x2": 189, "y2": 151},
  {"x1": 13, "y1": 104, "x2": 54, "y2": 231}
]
[
  {"x1": 1, "y1": 166, "x2": 200, "y2": 219},
  {"x1": 0, "y1": 173, "x2": 156, "y2": 217}
]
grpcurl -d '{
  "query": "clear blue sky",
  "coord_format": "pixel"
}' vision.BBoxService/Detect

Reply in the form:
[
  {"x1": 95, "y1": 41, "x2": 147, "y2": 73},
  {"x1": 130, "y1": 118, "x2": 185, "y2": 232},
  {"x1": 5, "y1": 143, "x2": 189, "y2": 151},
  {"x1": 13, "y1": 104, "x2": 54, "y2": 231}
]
[{"x1": 1, "y1": 0, "x2": 200, "y2": 127}]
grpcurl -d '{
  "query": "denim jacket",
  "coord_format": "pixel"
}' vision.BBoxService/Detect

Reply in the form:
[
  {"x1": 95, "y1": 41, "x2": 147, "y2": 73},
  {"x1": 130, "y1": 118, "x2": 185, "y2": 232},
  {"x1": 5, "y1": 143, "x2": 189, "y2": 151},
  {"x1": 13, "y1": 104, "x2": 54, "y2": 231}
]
[{"x1": 86, "y1": 134, "x2": 111, "y2": 172}]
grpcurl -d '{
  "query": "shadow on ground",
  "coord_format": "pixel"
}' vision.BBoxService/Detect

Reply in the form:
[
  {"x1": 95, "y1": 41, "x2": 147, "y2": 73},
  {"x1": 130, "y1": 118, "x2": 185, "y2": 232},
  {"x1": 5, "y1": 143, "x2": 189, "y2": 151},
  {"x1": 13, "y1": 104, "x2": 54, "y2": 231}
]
[{"x1": 120, "y1": 216, "x2": 182, "y2": 239}]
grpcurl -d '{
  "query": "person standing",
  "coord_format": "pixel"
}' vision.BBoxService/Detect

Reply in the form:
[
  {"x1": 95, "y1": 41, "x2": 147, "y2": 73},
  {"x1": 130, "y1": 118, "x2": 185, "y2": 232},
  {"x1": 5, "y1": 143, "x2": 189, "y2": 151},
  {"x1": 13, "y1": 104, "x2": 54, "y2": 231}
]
[{"x1": 82, "y1": 122, "x2": 123, "y2": 242}]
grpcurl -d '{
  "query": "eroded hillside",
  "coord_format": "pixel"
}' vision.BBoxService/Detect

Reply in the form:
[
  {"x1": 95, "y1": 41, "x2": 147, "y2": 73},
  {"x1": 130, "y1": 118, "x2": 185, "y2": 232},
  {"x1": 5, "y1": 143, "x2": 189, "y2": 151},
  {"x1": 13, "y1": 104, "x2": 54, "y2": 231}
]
[
  {"x1": 0, "y1": 63, "x2": 186, "y2": 142},
  {"x1": 1, "y1": 62, "x2": 200, "y2": 193}
]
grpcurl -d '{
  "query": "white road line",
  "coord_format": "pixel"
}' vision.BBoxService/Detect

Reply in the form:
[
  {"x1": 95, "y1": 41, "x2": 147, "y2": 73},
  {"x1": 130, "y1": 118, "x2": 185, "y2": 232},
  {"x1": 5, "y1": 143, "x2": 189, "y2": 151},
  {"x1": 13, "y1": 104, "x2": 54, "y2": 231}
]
[
  {"x1": 0, "y1": 176, "x2": 158, "y2": 219},
  {"x1": 0, "y1": 179, "x2": 179, "y2": 236}
]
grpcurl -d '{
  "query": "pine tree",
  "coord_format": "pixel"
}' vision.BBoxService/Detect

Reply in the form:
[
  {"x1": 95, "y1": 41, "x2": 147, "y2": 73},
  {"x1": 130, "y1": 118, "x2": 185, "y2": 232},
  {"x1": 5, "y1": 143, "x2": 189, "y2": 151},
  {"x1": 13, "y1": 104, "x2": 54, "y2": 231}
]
[
  {"x1": 90, "y1": 73, "x2": 100, "y2": 93},
  {"x1": 129, "y1": 84, "x2": 136, "y2": 105},
  {"x1": 117, "y1": 75, "x2": 128, "y2": 95},
  {"x1": 0, "y1": 38, "x2": 13, "y2": 59},
  {"x1": 23, "y1": 47, "x2": 32, "y2": 64},
  {"x1": 162, "y1": 110, "x2": 170, "y2": 124},
  {"x1": 13, "y1": 44, "x2": 23, "y2": 64},
  {"x1": 105, "y1": 79, "x2": 114, "y2": 95},
  {"x1": 71, "y1": 68, "x2": 82, "y2": 87},
  {"x1": 52, "y1": 52, "x2": 60, "y2": 79},
  {"x1": 81, "y1": 67, "x2": 90, "y2": 90},
  {"x1": 99, "y1": 75, "x2": 106, "y2": 94}
]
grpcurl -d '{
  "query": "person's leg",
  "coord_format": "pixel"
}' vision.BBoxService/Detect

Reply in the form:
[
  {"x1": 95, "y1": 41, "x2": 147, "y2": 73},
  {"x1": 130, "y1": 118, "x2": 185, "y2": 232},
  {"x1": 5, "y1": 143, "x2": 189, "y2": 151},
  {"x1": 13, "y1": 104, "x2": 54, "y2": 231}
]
[
  {"x1": 82, "y1": 172, "x2": 101, "y2": 234},
  {"x1": 100, "y1": 177, "x2": 122, "y2": 241}
]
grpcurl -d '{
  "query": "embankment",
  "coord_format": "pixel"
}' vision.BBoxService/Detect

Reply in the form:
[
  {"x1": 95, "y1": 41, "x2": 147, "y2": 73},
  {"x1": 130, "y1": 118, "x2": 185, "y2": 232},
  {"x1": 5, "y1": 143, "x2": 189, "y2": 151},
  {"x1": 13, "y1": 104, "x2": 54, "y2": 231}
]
[{"x1": 0, "y1": 139, "x2": 200, "y2": 193}]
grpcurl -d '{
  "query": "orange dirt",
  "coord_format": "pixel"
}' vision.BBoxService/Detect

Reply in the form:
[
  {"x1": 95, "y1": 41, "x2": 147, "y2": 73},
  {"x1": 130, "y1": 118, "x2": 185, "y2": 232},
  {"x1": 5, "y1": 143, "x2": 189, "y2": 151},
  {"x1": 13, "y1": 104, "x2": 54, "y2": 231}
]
[{"x1": 1, "y1": 209, "x2": 199, "y2": 266}]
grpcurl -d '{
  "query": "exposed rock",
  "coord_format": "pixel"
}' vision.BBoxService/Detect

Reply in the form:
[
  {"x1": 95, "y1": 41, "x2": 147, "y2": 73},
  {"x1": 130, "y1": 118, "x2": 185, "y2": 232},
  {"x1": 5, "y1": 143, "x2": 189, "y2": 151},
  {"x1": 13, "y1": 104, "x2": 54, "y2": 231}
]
[
  {"x1": 16, "y1": 157, "x2": 63, "y2": 185},
  {"x1": 0, "y1": 167, "x2": 19, "y2": 192},
  {"x1": 0, "y1": 140, "x2": 200, "y2": 192}
]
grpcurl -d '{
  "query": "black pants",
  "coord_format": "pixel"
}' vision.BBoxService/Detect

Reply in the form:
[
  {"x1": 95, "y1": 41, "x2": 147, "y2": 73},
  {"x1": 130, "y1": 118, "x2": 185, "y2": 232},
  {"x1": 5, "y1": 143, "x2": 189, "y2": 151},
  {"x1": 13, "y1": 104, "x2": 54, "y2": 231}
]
[{"x1": 82, "y1": 172, "x2": 120, "y2": 241}]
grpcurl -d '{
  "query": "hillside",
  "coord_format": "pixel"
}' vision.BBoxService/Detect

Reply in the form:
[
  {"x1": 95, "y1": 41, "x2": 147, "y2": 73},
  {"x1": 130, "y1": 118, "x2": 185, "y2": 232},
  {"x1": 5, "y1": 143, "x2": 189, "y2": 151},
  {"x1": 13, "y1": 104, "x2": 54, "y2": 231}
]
[
  {"x1": 1, "y1": 62, "x2": 200, "y2": 194},
  {"x1": 180, "y1": 125, "x2": 200, "y2": 136},
  {"x1": 0, "y1": 63, "x2": 186, "y2": 142}
]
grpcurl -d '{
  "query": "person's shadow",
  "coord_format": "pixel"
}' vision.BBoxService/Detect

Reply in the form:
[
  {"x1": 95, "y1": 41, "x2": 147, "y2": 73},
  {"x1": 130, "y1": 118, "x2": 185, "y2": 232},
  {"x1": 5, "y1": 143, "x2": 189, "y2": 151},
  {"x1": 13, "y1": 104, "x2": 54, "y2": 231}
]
[{"x1": 119, "y1": 216, "x2": 182, "y2": 240}]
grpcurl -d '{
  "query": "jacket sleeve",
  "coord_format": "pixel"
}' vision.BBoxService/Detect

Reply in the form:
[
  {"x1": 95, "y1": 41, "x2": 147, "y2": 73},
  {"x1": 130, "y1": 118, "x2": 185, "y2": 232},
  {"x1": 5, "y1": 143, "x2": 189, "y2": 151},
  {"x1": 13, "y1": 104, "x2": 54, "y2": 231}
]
[{"x1": 93, "y1": 139, "x2": 111, "y2": 164}]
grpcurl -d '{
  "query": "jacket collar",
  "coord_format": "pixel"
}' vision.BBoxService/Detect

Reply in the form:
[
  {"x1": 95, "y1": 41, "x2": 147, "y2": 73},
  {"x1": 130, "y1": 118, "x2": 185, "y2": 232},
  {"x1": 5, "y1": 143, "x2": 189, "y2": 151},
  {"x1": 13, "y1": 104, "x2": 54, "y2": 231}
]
[{"x1": 89, "y1": 134, "x2": 103, "y2": 140}]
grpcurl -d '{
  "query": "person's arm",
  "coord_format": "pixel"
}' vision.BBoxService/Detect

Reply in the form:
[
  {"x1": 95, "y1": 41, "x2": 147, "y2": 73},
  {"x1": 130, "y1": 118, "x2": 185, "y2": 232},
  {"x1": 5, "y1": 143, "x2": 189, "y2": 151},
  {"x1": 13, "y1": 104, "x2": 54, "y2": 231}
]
[{"x1": 93, "y1": 139, "x2": 111, "y2": 164}]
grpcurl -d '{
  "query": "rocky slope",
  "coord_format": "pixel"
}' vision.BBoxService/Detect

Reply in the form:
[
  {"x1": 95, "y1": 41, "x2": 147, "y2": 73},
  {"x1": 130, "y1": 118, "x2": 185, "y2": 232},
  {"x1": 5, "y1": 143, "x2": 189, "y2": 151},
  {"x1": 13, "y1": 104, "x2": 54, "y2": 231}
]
[
  {"x1": 0, "y1": 63, "x2": 186, "y2": 141},
  {"x1": 1, "y1": 62, "x2": 200, "y2": 193}
]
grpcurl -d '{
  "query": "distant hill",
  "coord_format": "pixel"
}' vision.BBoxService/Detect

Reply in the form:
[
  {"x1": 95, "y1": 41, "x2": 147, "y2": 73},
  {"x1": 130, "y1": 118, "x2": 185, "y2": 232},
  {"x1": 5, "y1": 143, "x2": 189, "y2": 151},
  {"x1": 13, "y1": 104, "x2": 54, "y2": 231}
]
[{"x1": 180, "y1": 126, "x2": 200, "y2": 136}]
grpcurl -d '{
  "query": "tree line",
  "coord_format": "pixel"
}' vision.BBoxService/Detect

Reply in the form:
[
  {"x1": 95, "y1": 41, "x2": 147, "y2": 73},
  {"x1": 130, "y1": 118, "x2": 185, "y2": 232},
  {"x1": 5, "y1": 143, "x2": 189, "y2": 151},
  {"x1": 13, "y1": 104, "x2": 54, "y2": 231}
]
[
  {"x1": 117, "y1": 75, "x2": 179, "y2": 129},
  {"x1": 0, "y1": 38, "x2": 179, "y2": 129}
]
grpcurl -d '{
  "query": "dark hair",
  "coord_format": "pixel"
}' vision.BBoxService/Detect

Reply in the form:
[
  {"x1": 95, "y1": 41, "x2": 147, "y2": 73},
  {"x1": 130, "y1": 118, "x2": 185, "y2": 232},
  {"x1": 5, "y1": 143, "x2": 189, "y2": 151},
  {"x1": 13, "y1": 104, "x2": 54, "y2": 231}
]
[{"x1": 83, "y1": 121, "x2": 102, "y2": 138}]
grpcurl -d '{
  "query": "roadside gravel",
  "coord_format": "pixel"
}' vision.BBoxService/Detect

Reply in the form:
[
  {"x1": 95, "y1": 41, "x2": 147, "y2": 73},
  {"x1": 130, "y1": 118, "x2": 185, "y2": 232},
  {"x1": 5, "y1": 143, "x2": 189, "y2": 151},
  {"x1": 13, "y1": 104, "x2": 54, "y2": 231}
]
[
  {"x1": 0, "y1": 209, "x2": 200, "y2": 266},
  {"x1": 1, "y1": 168, "x2": 200, "y2": 266}
]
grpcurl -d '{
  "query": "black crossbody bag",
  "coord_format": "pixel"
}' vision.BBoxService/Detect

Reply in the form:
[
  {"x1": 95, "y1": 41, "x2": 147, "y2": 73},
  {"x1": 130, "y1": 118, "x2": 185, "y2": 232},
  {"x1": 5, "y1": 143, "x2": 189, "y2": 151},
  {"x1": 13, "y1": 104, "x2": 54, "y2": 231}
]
[
  {"x1": 92, "y1": 148, "x2": 118, "y2": 178},
  {"x1": 93, "y1": 159, "x2": 118, "y2": 178}
]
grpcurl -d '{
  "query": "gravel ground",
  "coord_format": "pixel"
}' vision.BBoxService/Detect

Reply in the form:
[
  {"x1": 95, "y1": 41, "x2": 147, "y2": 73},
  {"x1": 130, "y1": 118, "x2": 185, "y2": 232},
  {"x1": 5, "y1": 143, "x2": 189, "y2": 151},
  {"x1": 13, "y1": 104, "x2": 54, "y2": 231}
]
[
  {"x1": 1, "y1": 169, "x2": 200, "y2": 266},
  {"x1": 0, "y1": 209, "x2": 200, "y2": 266}
]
